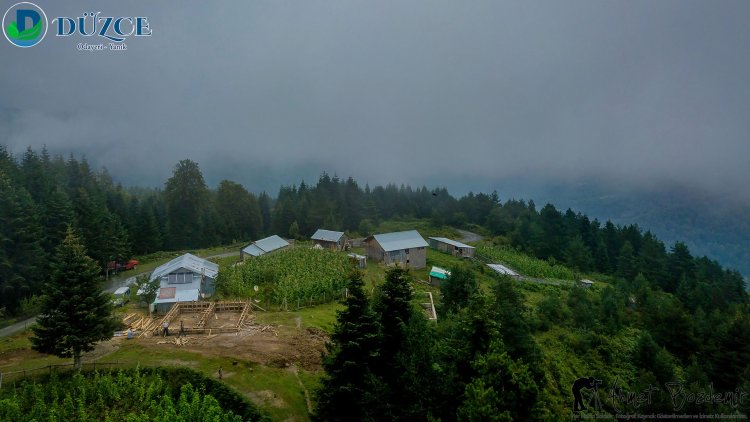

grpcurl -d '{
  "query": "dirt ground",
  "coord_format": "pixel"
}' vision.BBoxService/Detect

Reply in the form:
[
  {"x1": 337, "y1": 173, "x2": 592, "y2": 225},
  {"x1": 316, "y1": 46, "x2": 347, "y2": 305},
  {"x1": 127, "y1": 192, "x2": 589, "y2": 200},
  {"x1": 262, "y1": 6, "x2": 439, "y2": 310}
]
[
  {"x1": 116, "y1": 324, "x2": 329, "y2": 371},
  {"x1": 1, "y1": 309, "x2": 329, "y2": 375}
]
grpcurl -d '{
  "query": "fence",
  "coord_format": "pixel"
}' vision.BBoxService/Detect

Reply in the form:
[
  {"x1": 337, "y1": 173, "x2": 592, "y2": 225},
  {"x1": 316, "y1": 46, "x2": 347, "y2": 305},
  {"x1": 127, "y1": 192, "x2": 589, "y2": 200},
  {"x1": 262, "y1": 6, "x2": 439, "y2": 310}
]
[
  {"x1": 0, "y1": 361, "x2": 126, "y2": 390},
  {"x1": 273, "y1": 288, "x2": 348, "y2": 312}
]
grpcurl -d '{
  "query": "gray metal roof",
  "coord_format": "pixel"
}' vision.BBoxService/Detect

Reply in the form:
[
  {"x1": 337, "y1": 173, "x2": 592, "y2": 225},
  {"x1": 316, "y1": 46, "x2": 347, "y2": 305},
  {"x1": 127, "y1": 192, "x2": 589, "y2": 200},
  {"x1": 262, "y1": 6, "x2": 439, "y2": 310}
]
[
  {"x1": 311, "y1": 229, "x2": 345, "y2": 242},
  {"x1": 153, "y1": 288, "x2": 200, "y2": 304},
  {"x1": 242, "y1": 235, "x2": 290, "y2": 257},
  {"x1": 429, "y1": 237, "x2": 475, "y2": 249},
  {"x1": 149, "y1": 253, "x2": 219, "y2": 282},
  {"x1": 371, "y1": 230, "x2": 428, "y2": 252},
  {"x1": 113, "y1": 286, "x2": 130, "y2": 296},
  {"x1": 487, "y1": 263, "x2": 518, "y2": 276},
  {"x1": 242, "y1": 244, "x2": 266, "y2": 257}
]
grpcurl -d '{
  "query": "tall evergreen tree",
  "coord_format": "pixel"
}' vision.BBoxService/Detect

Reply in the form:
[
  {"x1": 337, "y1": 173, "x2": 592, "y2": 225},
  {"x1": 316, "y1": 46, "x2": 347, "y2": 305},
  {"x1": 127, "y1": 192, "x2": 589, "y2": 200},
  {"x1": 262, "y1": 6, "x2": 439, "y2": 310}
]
[
  {"x1": 42, "y1": 186, "x2": 74, "y2": 252},
  {"x1": 441, "y1": 265, "x2": 479, "y2": 314},
  {"x1": 0, "y1": 174, "x2": 45, "y2": 314},
  {"x1": 371, "y1": 267, "x2": 415, "y2": 419},
  {"x1": 457, "y1": 341, "x2": 541, "y2": 422},
  {"x1": 215, "y1": 180, "x2": 262, "y2": 243},
  {"x1": 315, "y1": 271, "x2": 381, "y2": 422},
  {"x1": 164, "y1": 159, "x2": 210, "y2": 249},
  {"x1": 31, "y1": 229, "x2": 119, "y2": 370}
]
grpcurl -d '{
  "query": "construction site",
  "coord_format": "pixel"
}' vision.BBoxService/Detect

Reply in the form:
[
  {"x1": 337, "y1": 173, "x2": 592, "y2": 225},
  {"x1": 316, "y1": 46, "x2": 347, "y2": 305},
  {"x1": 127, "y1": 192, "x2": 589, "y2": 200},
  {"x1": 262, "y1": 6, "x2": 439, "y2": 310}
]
[
  {"x1": 121, "y1": 301, "x2": 254, "y2": 337},
  {"x1": 118, "y1": 301, "x2": 329, "y2": 371}
]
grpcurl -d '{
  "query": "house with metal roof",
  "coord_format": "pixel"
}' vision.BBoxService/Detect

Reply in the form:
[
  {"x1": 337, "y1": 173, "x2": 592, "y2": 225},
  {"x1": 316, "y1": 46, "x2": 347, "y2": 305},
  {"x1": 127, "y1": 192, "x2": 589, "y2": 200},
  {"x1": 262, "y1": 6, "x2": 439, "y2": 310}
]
[
  {"x1": 149, "y1": 253, "x2": 218, "y2": 313},
  {"x1": 364, "y1": 230, "x2": 428, "y2": 269},
  {"x1": 240, "y1": 235, "x2": 290, "y2": 259},
  {"x1": 428, "y1": 237, "x2": 475, "y2": 258},
  {"x1": 311, "y1": 229, "x2": 347, "y2": 251}
]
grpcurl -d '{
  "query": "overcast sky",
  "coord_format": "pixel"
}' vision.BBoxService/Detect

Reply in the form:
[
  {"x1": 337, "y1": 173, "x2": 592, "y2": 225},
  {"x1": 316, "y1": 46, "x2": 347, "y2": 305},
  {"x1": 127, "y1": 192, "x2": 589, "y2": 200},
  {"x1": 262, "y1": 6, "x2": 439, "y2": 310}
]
[{"x1": 1, "y1": 0, "x2": 749, "y2": 200}]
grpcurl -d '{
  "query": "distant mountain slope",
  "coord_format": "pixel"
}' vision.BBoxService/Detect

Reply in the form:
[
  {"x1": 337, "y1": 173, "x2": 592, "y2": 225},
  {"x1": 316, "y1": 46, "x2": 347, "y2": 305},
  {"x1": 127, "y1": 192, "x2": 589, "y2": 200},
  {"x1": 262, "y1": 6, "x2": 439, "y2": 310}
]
[{"x1": 525, "y1": 183, "x2": 750, "y2": 281}]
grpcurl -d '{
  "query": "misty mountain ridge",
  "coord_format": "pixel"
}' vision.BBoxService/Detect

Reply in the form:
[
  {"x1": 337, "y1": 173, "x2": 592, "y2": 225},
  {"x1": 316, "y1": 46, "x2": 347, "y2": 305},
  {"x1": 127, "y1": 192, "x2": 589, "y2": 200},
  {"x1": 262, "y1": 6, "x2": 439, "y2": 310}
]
[{"x1": 516, "y1": 180, "x2": 750, "y2": 281}]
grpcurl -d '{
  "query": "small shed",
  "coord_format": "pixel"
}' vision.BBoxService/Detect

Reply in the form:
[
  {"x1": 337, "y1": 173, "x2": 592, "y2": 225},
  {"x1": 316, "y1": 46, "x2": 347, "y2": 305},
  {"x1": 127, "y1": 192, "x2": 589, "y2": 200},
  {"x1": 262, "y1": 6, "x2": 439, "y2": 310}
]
[
  {"x1": 365, "y1": 230, "x2": 428, "y2": 269},
  {"x1": 580, "y1": 279, "x2": 594, "y2": 288},
  {"x1": 428, "y1": 237, "x2": 475, "y2": 258},
  {"x1": 487, "y1": 263, "x2": 519, "y2": 277},
  {"x1": 429, "y1": 266, "x2": 451, "y2": 286},
  {"x1": 112, "y1": 286, "x2": 130, "y2": 306},
  {"x1": 347, "y1": 253, "x2": 367, "y2": 269},
  {"x1": 241, "y1": 235, "x2": 290, "y2": 259},
  {"x1": 311, "y1": 229, "x2": 347, "y2": 251}
]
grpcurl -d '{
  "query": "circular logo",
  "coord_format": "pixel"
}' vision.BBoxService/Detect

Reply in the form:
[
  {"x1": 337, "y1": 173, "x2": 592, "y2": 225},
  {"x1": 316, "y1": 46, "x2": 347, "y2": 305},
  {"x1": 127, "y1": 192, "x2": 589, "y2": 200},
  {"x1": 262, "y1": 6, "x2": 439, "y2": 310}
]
[{"x1": 2, "y1": 2, "x2": 47, "y2": 47}]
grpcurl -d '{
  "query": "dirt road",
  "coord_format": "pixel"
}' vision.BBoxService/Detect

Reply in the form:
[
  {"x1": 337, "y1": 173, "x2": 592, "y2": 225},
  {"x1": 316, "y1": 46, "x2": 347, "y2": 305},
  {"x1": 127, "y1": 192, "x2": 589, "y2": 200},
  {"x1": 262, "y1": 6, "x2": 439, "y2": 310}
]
[{"x1": 456, "y1": 229, "x2": 483, "y2": 243}]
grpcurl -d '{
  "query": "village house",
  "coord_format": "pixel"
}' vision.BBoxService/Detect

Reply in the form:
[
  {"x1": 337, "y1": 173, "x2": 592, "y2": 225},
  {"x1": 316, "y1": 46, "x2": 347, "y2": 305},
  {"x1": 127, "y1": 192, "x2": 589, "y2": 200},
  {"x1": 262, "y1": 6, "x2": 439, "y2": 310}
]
[
  {"x1": 428, "y1": 236, "x2": 476, "y2": 258},
  {"x1": 365, "y1": 230, "x2": 428, "y2": 269},
  {"x1": 149, "y1": 253, "x2": 218, "y2": 313},
  {"x1": 311, "y1": 229, "x2": 348, "y2": 251},
  {"x1": 240, "y1": 234, "x2": 290, "y2": 259}
]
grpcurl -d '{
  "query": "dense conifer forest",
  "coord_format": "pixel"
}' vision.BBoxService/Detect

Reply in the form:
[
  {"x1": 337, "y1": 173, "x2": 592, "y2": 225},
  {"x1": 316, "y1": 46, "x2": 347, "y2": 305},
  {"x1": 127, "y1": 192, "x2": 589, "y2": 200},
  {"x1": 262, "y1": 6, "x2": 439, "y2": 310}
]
[{"x1": 2, "y1": 145, "x2": 749, "y2": 419}]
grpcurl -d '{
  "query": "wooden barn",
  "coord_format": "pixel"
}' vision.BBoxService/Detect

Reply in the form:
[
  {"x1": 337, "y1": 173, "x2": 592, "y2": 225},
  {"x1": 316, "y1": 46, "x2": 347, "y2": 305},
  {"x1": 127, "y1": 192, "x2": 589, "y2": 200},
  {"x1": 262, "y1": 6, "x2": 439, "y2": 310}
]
[
  {"x1": 365, "y1": 230, "x2": 428, "y2": 269},
  {"x1": 428, "y1": 237, "x2": 475, "y2": 258},
  {"x1": 311, "y1": 229, "x2": 347, "y2": 251},
  {"x1": 240, "y1": 235, "x2": 290, "y2": 259},
  {"x1": 148, "y1": 253, "x2": 218, "y2": 313}
]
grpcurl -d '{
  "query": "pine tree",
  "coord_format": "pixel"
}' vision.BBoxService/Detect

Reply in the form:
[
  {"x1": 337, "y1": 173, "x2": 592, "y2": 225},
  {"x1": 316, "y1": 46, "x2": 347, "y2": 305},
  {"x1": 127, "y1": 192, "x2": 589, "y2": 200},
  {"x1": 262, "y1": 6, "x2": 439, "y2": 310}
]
[
  {"x1": 31, "y1": 229, "x2": 119, "y2": 370},
  {"x1": 315, "y1": 271, "x2": 380, "y2": 421},
  {"x1": 457, "y1": 341, "x2": 540, "y2": 422},
  {"x1": 164, "y1": 159, "x2": 210, "y2": 249},
  {"x1": 370, "y1": 267, "x2": 414, "y2": 419},
  {"x1": 42, "y1": 187, "x2": 75, "y2": 252},
  {"x1": 441, "y1": 265, "x2": 478, "y2": 314},
  {"x1": 0, "y1": 173, "x2": 45, "y2": 314}
]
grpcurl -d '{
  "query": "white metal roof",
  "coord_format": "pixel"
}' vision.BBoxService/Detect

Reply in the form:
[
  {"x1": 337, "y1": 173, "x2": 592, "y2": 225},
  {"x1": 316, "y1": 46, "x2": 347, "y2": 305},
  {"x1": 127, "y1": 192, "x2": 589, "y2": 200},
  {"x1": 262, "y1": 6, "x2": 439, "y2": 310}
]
[
  {"x1": 487, "y1": 263, "x2": 519, "y2": 276},
  {"x1": 113, "y1": 286, "x2": 130, "y2": 296},
  {"x1": 242, "y1": 244, "x2": 266, "y2": 257},
  {"x1": 370, "y1": 230, "x2": 428, "y2": 252},
  {"x1": 428, "y1": 237, "x2": 475, "y2": 249},
  {"x1": 311, "y1": 229, "x2": 345, "y2": 242},
  {"x1": 242, "y1": 235, "x2": 290, "y2": 257},
  {"x1": 149, "y1": 253, "x2": 219, "y2": 282},
  {"x1": 153, "y1": 288, "x2": 200, "y2": 304}
]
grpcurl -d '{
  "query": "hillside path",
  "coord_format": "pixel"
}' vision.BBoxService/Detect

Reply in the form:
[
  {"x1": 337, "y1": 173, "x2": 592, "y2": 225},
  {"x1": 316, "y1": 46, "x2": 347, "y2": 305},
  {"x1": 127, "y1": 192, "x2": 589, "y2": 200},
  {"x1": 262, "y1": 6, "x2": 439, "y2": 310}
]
[{"x1": 456, "y1": 229, "x2": 483, "y2": 243}]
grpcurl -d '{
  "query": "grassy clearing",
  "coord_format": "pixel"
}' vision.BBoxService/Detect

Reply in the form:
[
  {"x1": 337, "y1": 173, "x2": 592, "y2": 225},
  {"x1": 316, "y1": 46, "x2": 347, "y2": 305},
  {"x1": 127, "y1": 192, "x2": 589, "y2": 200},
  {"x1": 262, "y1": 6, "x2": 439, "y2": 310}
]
[
  {"x1": 255, "y1": 303, "x2": 344, "y2": 335},
  {"x1": 0, "y1": 336, "x2": 319, "y2": 422},
  {"x1": 107, "y1": 342, "x2": 317, "y2": 422}
]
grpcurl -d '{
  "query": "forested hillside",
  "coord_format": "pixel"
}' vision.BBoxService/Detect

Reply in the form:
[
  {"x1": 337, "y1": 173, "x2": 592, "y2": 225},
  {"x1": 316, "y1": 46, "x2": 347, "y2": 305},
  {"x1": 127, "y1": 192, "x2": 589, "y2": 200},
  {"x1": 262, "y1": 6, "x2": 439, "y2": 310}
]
[
  {"x1": 2, "y1": 145, "x2": 750, "y2": 418},
  {"x1": 0, "y1": 145, "x2": 746, "y2": 322}
]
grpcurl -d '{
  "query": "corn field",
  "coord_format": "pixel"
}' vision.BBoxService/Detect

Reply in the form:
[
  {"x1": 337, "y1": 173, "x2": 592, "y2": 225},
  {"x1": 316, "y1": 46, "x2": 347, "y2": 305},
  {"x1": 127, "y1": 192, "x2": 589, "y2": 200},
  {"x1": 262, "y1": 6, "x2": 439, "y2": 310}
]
[
  {"x1": 216, "y1": 247, "x2": 352, "y2": 308},
  {"x1": 0, "y1": 370, "x2": 243, "y2": 421}
]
